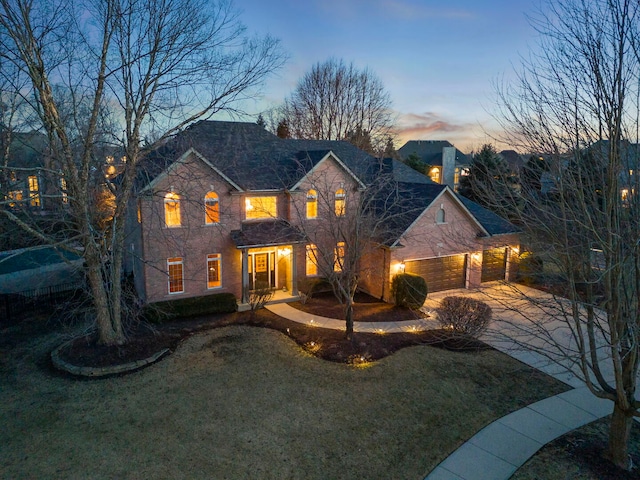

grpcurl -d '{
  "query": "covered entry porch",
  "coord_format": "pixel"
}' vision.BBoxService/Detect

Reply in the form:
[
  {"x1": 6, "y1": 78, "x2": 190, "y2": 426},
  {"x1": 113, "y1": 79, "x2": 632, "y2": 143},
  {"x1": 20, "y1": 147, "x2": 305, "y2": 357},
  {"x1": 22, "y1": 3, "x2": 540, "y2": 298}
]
[{"x1": 230, "y1": 220, "x2": 305, "y2": 310}]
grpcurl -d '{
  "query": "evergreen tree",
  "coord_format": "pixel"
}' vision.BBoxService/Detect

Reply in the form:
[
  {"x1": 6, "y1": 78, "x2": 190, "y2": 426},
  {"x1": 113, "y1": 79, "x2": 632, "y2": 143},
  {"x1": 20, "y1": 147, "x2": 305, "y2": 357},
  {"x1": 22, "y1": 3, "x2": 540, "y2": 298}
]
[
  {"x1": 256, "y1": 113, "x2": 266, "y2": 128},
  {"x1": 276, "y1": 118, "x2": 290, "y2": 138},
  {"x1": 458, "y1": 144, "x2": 515, "y2": 213},
  {"x1": 403, "y1": 152, "x2": 426, "y2": 174}
]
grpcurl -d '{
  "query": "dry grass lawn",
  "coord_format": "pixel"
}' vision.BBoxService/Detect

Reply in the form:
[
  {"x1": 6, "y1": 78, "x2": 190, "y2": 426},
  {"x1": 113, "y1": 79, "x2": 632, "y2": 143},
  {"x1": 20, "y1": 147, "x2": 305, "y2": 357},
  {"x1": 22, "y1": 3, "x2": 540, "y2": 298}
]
[{"x1": 1, "y1": 321, "x2": 568, "y2": 479}]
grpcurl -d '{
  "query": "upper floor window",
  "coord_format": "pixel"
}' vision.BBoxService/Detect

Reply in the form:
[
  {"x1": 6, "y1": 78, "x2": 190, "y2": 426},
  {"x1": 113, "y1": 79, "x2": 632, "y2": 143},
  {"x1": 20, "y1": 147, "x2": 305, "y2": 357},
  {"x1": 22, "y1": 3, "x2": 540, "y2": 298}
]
[
  {"x1": 429, "y1": 167, "x2": 440, "y2": 183},
  {"x1": 436, "y1": 207, "x2": 446, "y2": 224},
  {"x1": 205, "y1": 191, "x2": 219, "y2": 224},
  {"x1": 245, "y1": 196, "x2": 277, "y2": 220},
  {"x1": 164, "y1": 192, "x2": 181, "y2": 227},
  {"x1": 207, "y1": 253, "x2": 222, "y2": 289},
  {"x1": 334, "y1": 241, "x2": 345, "y2": 272},
  {"x1": 167, "y1": 257, "x2": 184, "y2": 294},
  {"x1": 28, "y1": 175, "x2": 40, "y2": 207},
  {"x1": 306, "y1": 244, "x2": 318, "y2": 276},
  {"x1": 306, "y1": 189, "x2": 318, "y2": 219},
  {"x1": 334, "y1": 188, "x2": 346, "y2": 216}
]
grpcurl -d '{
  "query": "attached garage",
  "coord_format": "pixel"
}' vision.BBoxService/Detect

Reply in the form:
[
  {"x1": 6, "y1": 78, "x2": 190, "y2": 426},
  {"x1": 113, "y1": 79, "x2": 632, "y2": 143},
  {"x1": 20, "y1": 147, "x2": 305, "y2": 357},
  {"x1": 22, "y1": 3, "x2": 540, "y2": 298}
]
[
  {"x1": 405, "y1": 254, "x2": 467, "y2": 293},
  {"x1": 481, "y1": 247, "x2": 507, "y2": 282}
]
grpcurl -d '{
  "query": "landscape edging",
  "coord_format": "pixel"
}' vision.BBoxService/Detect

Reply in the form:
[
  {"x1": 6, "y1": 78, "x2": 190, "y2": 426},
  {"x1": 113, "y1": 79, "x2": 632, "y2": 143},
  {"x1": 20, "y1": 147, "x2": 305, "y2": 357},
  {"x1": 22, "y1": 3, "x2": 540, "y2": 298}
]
[{"x1": 51, "y1": 339, "x2": 170, "y2": 377}]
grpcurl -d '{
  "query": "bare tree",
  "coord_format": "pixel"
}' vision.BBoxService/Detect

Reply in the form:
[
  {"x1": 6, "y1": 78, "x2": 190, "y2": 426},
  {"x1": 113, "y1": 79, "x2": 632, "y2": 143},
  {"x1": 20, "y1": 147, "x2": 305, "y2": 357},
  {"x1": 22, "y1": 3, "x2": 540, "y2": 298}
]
[
  {"x1": 288, "y1": 155, "x2": 420, "y2": 339},
  {"x1": 491, "y1": 0, "x2": 640, "y2": 469},
  {"x1": 0, "y1": 0, "x2": 284, "y2": 345},
  {"x1": 280, "y1": 59, "x2": 394, "y2": 155}
]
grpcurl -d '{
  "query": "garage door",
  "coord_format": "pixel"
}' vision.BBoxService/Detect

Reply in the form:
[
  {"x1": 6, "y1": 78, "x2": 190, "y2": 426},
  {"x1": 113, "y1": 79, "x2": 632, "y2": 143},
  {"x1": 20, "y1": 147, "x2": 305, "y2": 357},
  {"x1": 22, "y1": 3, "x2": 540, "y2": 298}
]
[
  {"x1": 405, "y1": 255, "x2": 467, "y2": 293},
  {"x1": 482, "y1": 248, "x2": 507, "y2": 282}
]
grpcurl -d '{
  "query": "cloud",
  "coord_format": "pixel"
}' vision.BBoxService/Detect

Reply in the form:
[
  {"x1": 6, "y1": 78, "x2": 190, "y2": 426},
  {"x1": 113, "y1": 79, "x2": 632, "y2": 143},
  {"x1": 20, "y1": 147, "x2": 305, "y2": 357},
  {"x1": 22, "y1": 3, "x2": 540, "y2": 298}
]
[{"x1": 393, "y1": 112, "x2": 500, "y2": 152}]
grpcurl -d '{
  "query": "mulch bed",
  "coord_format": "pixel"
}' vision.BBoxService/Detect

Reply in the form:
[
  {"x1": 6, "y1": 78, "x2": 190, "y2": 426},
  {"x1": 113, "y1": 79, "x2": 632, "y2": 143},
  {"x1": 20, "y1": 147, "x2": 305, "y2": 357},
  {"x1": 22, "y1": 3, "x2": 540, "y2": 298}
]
[
  {"x1": 57, "y1": 298, "x2": 484, "y2": 370},
  {"x1": 291, "y1": 291, "x2": 426, "y2": 322}
]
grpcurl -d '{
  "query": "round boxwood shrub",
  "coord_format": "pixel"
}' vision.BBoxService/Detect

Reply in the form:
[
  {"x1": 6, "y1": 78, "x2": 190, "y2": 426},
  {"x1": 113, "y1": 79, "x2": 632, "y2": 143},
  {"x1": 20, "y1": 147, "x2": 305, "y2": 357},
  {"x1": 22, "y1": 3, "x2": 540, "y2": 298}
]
[
  {"x1": 436, "y1": 296, "x2": 492, "y2": 338},
  {"x1": 391, "y1": 273, "x2": 428, "y2": 309}
]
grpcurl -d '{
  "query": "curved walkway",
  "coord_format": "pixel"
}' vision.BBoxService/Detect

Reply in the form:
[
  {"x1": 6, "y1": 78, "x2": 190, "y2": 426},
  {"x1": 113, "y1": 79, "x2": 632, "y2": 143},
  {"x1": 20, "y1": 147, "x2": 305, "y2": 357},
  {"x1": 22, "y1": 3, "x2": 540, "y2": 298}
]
[{"x1": 266, "y1": 290, "x2": 614, "y2": 480}]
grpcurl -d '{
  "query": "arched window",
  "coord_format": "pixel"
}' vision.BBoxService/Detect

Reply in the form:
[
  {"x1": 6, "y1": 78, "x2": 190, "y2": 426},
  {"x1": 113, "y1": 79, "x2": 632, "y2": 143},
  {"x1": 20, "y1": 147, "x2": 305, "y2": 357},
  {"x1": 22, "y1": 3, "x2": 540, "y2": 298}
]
[
  {"x1": 306, "y1": 189, "x2": 317, "y2": 219},
  {"x1": 164, "y1": 192, "x2": 181, "y2": 227},
  {"x1": 429, "y1": 167, "x2": 441, "y2": 183},
  {"x1": 436, "y1": 207, "x2": 446, "y2": 224},
  {"x1": 205, "y1": 191, "x2": 219, "y2": 224},
  {"x1": 334, "y1": 188, "x2": 346, "y2": 216}
]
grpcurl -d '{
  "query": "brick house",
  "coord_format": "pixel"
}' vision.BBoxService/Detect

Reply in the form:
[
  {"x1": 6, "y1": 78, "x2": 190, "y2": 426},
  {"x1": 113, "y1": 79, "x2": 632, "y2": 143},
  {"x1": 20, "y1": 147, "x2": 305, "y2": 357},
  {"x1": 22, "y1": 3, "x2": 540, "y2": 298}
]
[{"x1": 126, "y1": 121, "x2": 520, "y2": 309}]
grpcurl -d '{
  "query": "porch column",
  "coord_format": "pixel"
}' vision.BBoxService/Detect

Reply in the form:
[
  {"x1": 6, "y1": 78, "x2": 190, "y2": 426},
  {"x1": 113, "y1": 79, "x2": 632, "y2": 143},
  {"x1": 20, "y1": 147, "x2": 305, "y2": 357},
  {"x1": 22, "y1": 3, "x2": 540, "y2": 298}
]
[
  {"x1": 291, "y1": 245, "x2": 298, "y2": 296},
  {"x1": 241, "y1": 248, "x2": 249, "y2": 304}
]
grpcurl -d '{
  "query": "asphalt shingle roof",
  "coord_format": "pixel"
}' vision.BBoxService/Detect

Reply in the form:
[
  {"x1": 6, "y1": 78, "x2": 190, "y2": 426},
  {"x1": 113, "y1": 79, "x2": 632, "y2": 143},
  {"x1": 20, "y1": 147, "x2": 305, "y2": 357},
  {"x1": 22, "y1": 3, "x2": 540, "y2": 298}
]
[{"x1": 398, "y1": 140, "x2": 471, "y2": 167}]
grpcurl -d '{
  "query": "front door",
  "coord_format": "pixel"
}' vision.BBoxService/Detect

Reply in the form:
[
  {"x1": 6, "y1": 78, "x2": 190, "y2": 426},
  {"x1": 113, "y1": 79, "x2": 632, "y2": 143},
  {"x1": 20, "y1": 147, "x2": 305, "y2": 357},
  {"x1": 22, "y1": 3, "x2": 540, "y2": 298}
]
[{"x1": 249, "y1": 251, "x2": 275, "y2": 290}]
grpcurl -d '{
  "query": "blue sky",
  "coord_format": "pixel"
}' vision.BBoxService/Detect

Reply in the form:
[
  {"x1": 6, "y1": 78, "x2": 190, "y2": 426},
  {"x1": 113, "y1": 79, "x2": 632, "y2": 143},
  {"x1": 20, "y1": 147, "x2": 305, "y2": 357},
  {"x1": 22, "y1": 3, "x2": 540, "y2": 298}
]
[{"x1": 233, "y1": 0, "x2": 540, "y2": 152}]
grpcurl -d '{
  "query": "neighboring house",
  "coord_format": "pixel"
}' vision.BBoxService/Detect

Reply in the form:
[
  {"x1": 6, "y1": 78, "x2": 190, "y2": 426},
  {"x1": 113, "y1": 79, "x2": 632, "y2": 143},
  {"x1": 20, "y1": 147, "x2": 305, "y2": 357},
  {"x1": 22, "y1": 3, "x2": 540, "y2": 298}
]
[
  {"x1": 0, "y1": 131, "x2": 55, "y2": 210},
  {"x1": 499, "y1": 149, "x2": 525, "y2": 176},
  {"x1": 398, "y1": 140, "x2": 472, "y2": 190},
  {"x1": 126, "y1": 121, "x2": 520, "y2": 309}
]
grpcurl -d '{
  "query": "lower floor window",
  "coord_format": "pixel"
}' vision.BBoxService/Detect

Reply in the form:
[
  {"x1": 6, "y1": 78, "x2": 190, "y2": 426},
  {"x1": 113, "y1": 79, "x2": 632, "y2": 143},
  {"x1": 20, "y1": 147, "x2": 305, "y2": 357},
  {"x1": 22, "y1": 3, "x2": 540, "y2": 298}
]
[
  {"x1": 306, "y1": 244, "x2": 318, "y2": 276},
  {"x1": 168, "y1": 257, "x2": 184, "y2": 293},
  {"x1": 207, "y1": 253, "x2": 222, "y2": 288}
]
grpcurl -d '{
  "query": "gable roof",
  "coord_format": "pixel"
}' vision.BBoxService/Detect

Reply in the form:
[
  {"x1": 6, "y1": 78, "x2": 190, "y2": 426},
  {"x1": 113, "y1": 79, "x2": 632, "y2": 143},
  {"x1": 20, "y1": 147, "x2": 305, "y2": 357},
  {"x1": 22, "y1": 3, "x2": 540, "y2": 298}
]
[
  {"x1": 457, "y1": 196, "x2": 521, "y2": 236},
  {"x1": 398, "y1": 140, "x2": 471, "y2": 167},
  {"x1": 138, "y1": 121, "x2": 385, "y2": 192}
]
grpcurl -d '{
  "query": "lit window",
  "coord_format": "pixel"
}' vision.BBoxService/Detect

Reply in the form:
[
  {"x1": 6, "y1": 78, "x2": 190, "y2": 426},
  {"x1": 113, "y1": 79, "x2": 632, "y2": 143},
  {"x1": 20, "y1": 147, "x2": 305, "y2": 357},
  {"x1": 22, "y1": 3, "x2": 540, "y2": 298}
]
[
  {"x1": 334, "y1": 241, "x2": 345, "y2": 272},
  {"x1": 245, "y1": 196, "x2": 277, "y2": 219},
  {"x1": 28, "y1": 175, "x2": 40, "y2": 207},
  {"x1": 334, "y1": 188, "x2": 345, "y2": 216},
  {"x1": 164, "y1": 192, "x2": 181, "y2": 227},
  {"x1": 630, "y1": 169, "x2": 634, "y2": 176},
  {"x1": 106, "y1": 155, "x2": 114, "y2": 164},
  {"x1": 436, "y1": 208, "x2": 446, "y2": 223},
  {"x1": 205, "y1": 191, "x2": 219, "y2": 224},
  {"x1": 306, "y1": 244, "x2": 318, "y2": 276},
  {"x1": 622, "y1": 188, "x2": 629, "y2": 201},
  {"x1": 429, "y1": 167, "x2": 440, "y2": 183},
  {"x1": 207, "y1": 253, "x2": 222, "y2": 289},
  {"x1": 167, "y1": 257, "x2": 184, "y2": 293},
  {"x1": 306, "y1": 189, "x2": 317, "y2": 219},
  {"x1": 8, "y1": 190, "x2": 23, "y2": 207},
  {"x1": 454, "y1": 168, "x2": 460, "y2": 189},
  {"x1": 60, "y1": 177, "x2": 68, "y2": 204}
]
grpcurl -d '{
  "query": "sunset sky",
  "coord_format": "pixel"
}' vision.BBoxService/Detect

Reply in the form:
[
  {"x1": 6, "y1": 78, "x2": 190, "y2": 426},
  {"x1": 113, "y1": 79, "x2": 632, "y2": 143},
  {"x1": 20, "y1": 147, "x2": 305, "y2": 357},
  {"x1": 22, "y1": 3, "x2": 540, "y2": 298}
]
[{"x1": 233, "y1": 0, "x2": 541, "y2": 153}]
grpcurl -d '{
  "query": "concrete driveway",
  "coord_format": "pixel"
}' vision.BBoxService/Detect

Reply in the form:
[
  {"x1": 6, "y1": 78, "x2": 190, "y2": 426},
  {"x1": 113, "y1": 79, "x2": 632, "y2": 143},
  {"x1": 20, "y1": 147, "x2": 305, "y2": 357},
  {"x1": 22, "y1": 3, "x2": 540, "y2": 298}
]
[{"x1": 424, "y1": 282, "x2": 614, "y2": 389}]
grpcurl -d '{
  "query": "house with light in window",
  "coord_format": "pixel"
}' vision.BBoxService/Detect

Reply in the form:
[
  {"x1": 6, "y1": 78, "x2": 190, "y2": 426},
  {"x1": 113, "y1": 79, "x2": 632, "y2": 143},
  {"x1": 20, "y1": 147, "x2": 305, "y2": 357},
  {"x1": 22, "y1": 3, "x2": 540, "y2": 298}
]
[
  {"x1": 398, "y1": 140, "x2": 472, "y2": 191},
  {"x1": 126, "y1": 121, "x2": 520, "y2": 310}
]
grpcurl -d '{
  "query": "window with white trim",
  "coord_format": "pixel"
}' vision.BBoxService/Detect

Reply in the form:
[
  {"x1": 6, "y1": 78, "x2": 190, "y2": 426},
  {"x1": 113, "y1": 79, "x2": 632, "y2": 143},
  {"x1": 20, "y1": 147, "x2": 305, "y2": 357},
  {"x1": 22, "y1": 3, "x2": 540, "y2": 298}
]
[
  {"x1": 334, "y1": 188, "x2": 345, "y2": 216},
  {"x1": 167, "y1": 257, "x2": 184, "y2": 293},
  {"x1": 334, "y1": 241, "x2": 345, "y2": 272},
  {"x1": 164, "y1": 192, "x2": 181, "y2": 227},
  {"x1": 306, "y1": 244, "x2": 318, "y2": 276},
  {"x1": 207, "y1": 253, "x2": 222, "y2": 289},
  {"x1": 205, "y1": 191, "x2": 219, "y2": 224},
  {"x1": 306, "y1": 189, "x2": 317, "y2": 219}
]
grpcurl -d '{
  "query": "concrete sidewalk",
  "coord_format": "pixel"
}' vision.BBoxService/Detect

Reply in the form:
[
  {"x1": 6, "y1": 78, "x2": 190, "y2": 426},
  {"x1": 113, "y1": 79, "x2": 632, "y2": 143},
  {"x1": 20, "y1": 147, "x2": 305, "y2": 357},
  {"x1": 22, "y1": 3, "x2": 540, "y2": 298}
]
[{"x1": 266, "y1": 286, "x2": 618, "y2": 480}]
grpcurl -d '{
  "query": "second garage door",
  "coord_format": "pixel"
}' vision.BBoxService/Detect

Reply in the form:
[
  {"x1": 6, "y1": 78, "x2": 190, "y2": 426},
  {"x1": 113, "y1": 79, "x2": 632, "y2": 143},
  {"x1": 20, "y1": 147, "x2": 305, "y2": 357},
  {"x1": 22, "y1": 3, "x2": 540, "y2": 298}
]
[
  {"x1": 481, "y1": 248, "x2": 507, "y2": 282},
  {"x1": 405, "y1": 254, "x2": 467, "y2": 293}
]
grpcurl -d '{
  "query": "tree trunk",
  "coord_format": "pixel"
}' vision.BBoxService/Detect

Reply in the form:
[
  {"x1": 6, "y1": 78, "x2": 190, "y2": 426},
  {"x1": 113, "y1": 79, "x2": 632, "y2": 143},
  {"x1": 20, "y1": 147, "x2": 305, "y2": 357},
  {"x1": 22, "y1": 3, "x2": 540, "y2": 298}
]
[
  {"x1": 607, "y1": 402, "x2": 633, "y2": 470},
  {"x1": 345, "y1": 296, "x2": 354, "y2": 340}
]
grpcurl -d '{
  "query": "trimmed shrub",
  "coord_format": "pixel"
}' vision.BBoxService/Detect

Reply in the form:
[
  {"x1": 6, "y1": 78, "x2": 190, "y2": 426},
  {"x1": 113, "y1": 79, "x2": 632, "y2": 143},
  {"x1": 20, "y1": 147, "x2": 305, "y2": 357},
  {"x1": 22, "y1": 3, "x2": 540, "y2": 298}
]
[
  {"x1": 391, "y1": 273, "x2": 428, "y2": 309},
  {"x1": 142, "y1": 292, "x2": 237, "y2": 323},
  {"x1": 517, "y1": 251, "x2": 543, "y2": 285},
  {"x1": 436, "y1": 296, "x2": 492, "y2": 338}
]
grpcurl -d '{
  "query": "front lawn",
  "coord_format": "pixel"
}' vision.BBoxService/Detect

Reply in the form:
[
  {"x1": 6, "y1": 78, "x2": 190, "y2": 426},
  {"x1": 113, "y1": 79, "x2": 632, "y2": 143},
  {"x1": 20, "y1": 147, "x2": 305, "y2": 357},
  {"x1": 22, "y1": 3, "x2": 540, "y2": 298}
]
[{"x1": 1, "y1": 313, "x2": 568, "y2": 479}]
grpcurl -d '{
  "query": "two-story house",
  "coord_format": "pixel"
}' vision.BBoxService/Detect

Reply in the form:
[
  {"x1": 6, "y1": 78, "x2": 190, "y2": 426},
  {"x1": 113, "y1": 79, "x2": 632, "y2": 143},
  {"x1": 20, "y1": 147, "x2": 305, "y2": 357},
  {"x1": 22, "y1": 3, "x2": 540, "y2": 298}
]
[
  {"x1": 398, "y1": 140, "x2": 472, "y2": 191},
  {"x1": 127, "y1": 121, "x2": 520, "y2": 309}
]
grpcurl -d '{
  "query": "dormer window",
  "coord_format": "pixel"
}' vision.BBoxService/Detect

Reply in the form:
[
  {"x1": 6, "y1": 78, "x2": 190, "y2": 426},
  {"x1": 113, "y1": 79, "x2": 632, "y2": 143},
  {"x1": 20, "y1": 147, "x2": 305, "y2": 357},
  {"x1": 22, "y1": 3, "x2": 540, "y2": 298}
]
[
  {"x1": 306, "y1": 189, "x2": 317, "y2": 219},
  {"x1": 429, "y1": 167, "x2": 441, "y2": 183}
]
